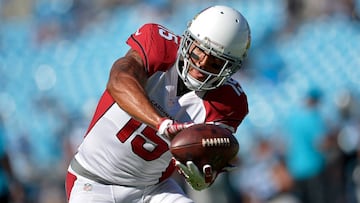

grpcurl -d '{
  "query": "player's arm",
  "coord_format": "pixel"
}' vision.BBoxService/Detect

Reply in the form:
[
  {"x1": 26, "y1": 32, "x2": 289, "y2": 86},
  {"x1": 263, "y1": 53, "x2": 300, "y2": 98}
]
[
  {"x1": 107, "y1": 49, "x2": 191, "y2": 138},
  {"x1": 107, "y1": 49, "x2": 163, "y2": 129}
]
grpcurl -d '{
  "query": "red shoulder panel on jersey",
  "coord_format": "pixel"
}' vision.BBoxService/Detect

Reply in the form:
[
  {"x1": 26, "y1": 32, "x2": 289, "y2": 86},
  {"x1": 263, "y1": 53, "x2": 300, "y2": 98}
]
[
  {"x1": 126, "y1": 23, "x2": 181, "y2": 76},
  {"x1": 202, "y1": 79, "x2": 249, "y2": 131}
]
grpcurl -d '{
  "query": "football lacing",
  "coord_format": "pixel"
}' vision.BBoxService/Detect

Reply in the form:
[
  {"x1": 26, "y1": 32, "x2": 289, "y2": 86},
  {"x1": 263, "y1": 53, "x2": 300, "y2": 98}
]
[{"x1": 202, "y1": 138, "x2": 231, "y2": 147}]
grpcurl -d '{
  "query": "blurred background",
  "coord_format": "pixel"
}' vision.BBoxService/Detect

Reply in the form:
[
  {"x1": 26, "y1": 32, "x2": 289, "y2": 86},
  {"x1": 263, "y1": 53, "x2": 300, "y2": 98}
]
[{"x1": 1, "y1": 0, "x2": 360, "y2": 202}]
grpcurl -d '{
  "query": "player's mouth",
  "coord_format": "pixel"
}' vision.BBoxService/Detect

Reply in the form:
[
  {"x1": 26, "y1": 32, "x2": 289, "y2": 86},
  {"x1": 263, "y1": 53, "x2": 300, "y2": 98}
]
[{"x1": 189, "y1": 68, "x2": 206, "y2": 81}]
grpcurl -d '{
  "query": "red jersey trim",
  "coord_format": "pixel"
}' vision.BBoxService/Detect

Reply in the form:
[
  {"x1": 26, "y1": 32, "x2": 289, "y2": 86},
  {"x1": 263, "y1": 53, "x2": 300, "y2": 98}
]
[
  {"x1": 85, "y1": 90, "x2": 115, "y2": 136},
  {"x1": 159, "y1": 159, "x2": 176, "y2": 183},
  {"x1": 129, "y1": 34, "x2": 149, "y2": 75}
]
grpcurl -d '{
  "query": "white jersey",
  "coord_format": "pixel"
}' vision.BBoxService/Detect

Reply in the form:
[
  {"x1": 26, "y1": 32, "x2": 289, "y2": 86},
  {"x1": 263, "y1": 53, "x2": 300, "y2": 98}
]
[{"x1": 74, "y1": 23, "x2": 249, "y2": 187}]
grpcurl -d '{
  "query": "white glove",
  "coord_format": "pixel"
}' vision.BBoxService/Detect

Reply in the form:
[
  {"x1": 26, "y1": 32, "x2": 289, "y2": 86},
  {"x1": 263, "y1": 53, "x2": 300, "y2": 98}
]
[
  {"x1": 175, "y1": 160, "x2": 215, "y2": 191},
  {"x1": 157, "y1": 118, "x2": 193, "y2": 139}
]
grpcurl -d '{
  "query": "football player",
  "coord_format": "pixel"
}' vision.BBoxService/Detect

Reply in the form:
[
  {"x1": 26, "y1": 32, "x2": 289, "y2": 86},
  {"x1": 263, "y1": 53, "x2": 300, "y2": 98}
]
[{"x1": 65, "y1": 5, "x2": 251, "y2": 203}]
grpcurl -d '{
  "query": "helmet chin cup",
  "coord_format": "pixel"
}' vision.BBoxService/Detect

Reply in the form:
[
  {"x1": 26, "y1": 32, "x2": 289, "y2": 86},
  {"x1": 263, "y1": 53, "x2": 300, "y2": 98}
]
[
  {"x1": 179, "y1": 58, "x2": 203, "y2": 91},
  {"x1": 184, "y1": 74, "x2": 203, "y2": 91}
]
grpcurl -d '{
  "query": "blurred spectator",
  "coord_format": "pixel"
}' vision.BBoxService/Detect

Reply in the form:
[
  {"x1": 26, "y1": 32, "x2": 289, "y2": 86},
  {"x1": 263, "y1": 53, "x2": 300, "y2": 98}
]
[
  {"x1": 284, "y1": 0, "x2": 304, "y2": 32},
  {"x1": 0, "y1": 116, "x2": 25, "y2": 203},
  {"x1": 355, "y1": 161, "x2": 360, "y2": 202},
  {"x1": 231, "y1": 137, "x2": 297, "y2": 203},
  {"x1": 0, "y1": 0, "x2": 32, "y2": 20},
  {"x1": 325, "y1": 0, "x2": 360, "y2": 19},
  {"x1": 186, "y1": 172, "x2": 241, "y2": 203},
  {"x1": 30, "y1": 95, "x2": 79, "y2": 203},
  {"x1": 33, "y1": 0, "x2": 126, "y2": 44},
  {"x1": 284, "y1": 0, "x2": 360, "y2": 33},
  {"x1": 333, "y1": 89, "x2": 360, "y2": 203},
  {"x1": 283, "y1": 88, "x2": 329, "y2": 203}
]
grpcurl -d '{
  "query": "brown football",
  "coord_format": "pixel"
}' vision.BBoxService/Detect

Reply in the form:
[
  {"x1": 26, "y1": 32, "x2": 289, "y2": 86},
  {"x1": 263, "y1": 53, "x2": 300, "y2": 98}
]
[{"x1": 170, "y1": 124, "x2": 239, "y2": 172}]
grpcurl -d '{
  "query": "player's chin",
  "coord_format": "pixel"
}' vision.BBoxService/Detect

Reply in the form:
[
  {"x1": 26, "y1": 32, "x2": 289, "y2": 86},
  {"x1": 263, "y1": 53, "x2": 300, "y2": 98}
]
[{"x1": 188, "y1": 69, "x2": 206, "y2": 81}]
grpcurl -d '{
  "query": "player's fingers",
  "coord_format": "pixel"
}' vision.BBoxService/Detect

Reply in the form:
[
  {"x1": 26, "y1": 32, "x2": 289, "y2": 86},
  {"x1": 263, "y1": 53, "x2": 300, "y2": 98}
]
[
  {"x1": 183, "y1": 122, "x2": 195, "y2": 128},
  {"x1": 174, "y1": 160, "x2": 183, "y2": 167},
  {"x1": 203, "y1": 164, "x2": 213, "y2": 183},
  {"x1": 187, "y1": 161, "x2": 200, "y2": 175},
  {"x1": 176, "y1": 161, "x2": 191, "y2": 175}
]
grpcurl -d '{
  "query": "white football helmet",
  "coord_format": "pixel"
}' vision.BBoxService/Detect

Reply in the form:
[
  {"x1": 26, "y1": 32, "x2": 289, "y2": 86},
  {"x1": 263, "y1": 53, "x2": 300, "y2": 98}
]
[{"x1": 176, "y1": 5, "x2": 251, "y2": 91}]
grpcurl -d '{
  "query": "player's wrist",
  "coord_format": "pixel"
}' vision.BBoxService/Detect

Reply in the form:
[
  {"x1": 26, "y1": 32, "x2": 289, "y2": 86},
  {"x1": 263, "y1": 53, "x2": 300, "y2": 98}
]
[
  {"x1": 157, "y1": 118, "x2": 195, "y2": 139},
  {"x1": 156, "y1": 118, "x2": 171, "y2": 129},
  {"x1": 157, "y1": 118, "x2": 173, "y2": 139}
]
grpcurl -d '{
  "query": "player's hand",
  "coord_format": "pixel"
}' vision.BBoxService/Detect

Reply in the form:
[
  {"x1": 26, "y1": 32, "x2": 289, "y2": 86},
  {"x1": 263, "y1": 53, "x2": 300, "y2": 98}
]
[
  {"x1": 157, "y1": 118, "x2": 193, "y2": 139},
  {"x1": 175, "y1": 160, "x2": 215, "y2": 191}
]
